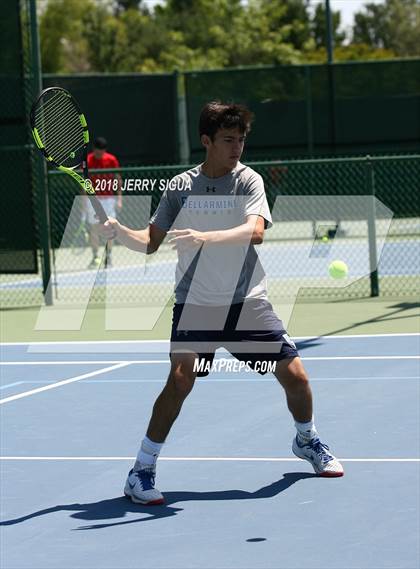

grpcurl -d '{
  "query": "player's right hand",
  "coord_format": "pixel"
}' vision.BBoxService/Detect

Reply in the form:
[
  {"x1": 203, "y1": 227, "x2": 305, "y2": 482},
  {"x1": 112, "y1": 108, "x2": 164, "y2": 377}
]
[{"x1": 101, "y1": 217, "x2": 121, "y2": 240}]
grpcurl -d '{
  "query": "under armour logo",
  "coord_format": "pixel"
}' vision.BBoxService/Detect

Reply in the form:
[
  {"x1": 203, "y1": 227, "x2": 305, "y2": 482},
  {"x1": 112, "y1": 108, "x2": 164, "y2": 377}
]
[{"x1": 206, "y1": 186, "x2": 216, "y2": 193}]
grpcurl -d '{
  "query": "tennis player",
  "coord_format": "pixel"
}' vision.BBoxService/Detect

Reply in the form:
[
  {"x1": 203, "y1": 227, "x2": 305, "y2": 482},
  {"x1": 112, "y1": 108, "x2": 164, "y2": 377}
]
[
  {"x1": 86, "y1": 137, "x2": 122, "y2": 268},
  {"x1": 102, "y1": 102, "x2": 344, "y2": 505}
]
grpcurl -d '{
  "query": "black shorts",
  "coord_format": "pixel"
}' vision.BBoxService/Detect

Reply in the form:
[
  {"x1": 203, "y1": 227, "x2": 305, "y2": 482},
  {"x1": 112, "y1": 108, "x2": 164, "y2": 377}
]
[{"x1": 170, "y1": 299, "x2": 299, "y2": 377}]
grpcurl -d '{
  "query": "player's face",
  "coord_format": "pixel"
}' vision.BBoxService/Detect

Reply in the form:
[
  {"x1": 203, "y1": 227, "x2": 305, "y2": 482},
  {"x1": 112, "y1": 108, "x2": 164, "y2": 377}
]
[{"x1": 207, "y1": 128, "x2": 246, "y2": 169}]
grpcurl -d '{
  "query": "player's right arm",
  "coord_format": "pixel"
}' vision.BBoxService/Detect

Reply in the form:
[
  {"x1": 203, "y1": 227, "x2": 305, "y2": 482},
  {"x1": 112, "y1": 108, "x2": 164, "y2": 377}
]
[
  {"x1": 101, "y1": 220, "x2": 166, "y2": 255},
  {"x1": 101, "y1": 174, "x2": 181, "y2": 254}
]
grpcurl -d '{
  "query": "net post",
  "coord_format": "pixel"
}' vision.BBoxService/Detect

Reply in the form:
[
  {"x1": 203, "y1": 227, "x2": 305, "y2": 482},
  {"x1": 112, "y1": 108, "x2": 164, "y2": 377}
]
[
  {"x1": 29, "y1": 0, "x2": 52, "y2": 305},
  {"x1": 365, "y1": 156, "x2": 380, "y2": 297}
]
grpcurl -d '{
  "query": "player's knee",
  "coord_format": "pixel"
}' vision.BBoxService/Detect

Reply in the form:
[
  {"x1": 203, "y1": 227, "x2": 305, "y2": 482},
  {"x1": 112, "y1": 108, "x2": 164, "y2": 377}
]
[
  {"x1": 290, "y1": 369, "x2": 310, "y2": 392},
  {"x1": 275, "y1": 361, "x2": 309, "y2": 392},
  {"x1": 168, "y1": 367, "x2": 196, "y2": 398}
]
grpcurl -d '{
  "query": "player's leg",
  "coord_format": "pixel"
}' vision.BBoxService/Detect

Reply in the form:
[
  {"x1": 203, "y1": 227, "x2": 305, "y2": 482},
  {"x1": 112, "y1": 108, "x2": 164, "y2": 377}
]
[
  {"x1": 124, "y1": 352, "x2": 198, "y2": 505},
  {"x1": 230, "y1": 300, "x2": 343, "y2": 477},
  {"x1": 85, "y1": 201, "x2": 101, "y2": 268},
  {"x1": 88, "y1": 223, "x2": 101, "y2": 267},
  {"x1": 147, "y1": 352, "x2": 198, "y2": 442},
  {"x1": 274, "y1": 357, "x2": 344, "y2": 477},
  {"x1": 103, "y1": 197, "x2": 117, "y2": 267},
  {"x1": 273, "y1": 356, "x2": 312, "y2": 422}
]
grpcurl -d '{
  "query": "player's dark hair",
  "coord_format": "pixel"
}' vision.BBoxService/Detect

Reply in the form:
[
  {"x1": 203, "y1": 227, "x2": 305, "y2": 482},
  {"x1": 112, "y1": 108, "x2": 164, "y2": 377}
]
[
  {"x1": 199, "y1": 102, "x2": 253, "y2": 140},
  {"x1": 93, "y1": 137, "x2": 107, "y2": 150}
]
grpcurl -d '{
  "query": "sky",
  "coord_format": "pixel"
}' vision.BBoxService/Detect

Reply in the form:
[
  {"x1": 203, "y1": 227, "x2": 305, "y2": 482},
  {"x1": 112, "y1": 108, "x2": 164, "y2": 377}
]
[{"x1": 311, "y1": 0, "x2": 385, "y2": 31}]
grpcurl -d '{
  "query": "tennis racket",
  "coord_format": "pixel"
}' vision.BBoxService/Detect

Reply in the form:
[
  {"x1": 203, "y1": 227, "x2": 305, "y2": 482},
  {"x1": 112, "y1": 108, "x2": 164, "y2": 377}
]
[{"x1": 30, "y1": 87, "x2": 108, "y2": 224}]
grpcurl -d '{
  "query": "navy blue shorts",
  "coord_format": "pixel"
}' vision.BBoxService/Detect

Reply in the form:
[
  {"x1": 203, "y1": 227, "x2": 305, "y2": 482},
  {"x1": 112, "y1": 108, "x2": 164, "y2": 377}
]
[{"x1": 170, "y1": 299, "x2": 299, "y2": 377}]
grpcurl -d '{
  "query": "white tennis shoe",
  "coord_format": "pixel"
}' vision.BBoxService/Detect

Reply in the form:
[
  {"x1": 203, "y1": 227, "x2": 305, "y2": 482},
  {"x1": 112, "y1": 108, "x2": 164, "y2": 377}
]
[
  {"x1": 124, "y1": 467, "x2": 164, "y2": 505},
  {"x1": 292, "y1": 435, "x2": 344, "y2": 477}
]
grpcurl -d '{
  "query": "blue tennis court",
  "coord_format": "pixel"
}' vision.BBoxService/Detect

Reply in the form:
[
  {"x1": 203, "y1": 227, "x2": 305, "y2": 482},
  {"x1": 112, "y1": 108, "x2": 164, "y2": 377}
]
[{"x1": 1, "y1": 334, "x2": 419, "y2": 569}]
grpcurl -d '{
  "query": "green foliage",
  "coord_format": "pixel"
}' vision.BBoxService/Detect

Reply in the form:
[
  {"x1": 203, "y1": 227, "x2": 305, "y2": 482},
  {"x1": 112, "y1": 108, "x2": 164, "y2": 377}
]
[
  {"x1": 311, "y1": 3, "x2": 346, "y2": 48},
  {"x1": 40, "y1": 0, "x2": 93, "y2": 72},
  {"x1": 353, "y1": 0, "x2": 420, "y2": 56},
  {"x1": 304, "y1": 43, "x2": 396, "y2": 63},
  {"x1": 39, "y1": 0, "x2": 410, "y2": 74},
  {"x1": 115, "y1": 0, "x2": 142, "y2": 12}
]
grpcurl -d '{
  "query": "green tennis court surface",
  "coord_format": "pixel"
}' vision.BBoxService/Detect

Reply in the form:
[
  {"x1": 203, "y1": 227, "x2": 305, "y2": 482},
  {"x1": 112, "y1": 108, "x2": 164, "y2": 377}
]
[{"x1": 0, "y1": 296, "x2": 418, "y2": 343}]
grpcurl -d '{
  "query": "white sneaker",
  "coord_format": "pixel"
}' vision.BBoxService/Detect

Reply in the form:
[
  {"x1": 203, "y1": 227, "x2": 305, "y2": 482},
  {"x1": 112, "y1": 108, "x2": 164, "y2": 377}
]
[
  {"x1": 124, "y1": 467, "x2": 164, "y2": 505},
  {"x1": 292, "y1": 435, "x2": 344, "y2": 477}
]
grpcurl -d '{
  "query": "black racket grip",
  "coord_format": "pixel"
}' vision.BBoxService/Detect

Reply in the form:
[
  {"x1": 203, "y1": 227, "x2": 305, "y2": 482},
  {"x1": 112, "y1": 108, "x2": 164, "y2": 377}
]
[{"x1": 89, "y1": 194, "x2": 108, "y2": 224}]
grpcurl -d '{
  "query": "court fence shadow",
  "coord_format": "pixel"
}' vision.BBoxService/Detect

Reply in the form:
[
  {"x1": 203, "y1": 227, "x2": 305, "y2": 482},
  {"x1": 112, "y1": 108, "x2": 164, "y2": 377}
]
[{"x1": 295, "y1": 301, "x2": 419, "y2": 350}]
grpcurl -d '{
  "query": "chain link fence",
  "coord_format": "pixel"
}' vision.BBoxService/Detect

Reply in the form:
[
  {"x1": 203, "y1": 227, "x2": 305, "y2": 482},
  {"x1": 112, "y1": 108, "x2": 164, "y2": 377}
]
[
  {"x1": 0, "y1": 0, "x2": 49, "y2": 307},
  {"x1": 1, "y1": 155, "x2": 418, "y2": 309}
]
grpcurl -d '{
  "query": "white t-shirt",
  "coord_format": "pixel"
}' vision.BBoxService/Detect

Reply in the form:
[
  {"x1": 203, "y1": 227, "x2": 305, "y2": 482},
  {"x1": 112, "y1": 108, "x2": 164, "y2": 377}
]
[{"x1": 150, "y1": 162, "x2": 272, "y2": 305}]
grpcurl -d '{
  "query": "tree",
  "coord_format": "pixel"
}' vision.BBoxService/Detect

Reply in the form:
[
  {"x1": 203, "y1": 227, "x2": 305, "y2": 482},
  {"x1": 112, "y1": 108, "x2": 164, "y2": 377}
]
[
  {"x1": 39, "y1": 0, "x2": 406, "y2": 74},
  {"x1": 303, "y1": 43, "x2": 396, "y2": 63},
  {"x1": 222, "y1": 0, "x2": 312, "y2": 67},
  {"x1": 40, "y1": 0, "x2": 94, "y2": 72},
  {"x1": 83, "y1": 5, "x2": 128, "y2": 72},
  {"x1": 311, "y1": 2, "x2": 346, "y2": 49},
  {"x1": 152, "y1": 0, "x2": 314, "y2": 69},
  {"x1": 115, "y1": 0, "x2": 142, "y2": 12},
  {"x1": 352, "y1": 0, "x2": 420, "y2": 56}
]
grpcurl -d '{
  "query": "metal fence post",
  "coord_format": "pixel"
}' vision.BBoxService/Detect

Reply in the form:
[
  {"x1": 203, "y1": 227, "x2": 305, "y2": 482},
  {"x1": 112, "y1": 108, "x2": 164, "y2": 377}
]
[
  {"x1": 365, "y1": 156, "x2": 380, "y2": 297},
  {"x1": 305, "y1": 65, "x2": 314, "y2": 156},
  {"x1": 176, "y1": 71, "x2": 190, "y2": 164},
  {"x1": 29, "y1": 0, "x2": 52, "y2": 305}
]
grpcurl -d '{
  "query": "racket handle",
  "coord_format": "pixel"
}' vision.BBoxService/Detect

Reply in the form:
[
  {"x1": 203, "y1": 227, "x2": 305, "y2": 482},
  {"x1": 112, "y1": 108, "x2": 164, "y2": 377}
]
[{"x1": 89, "y1": 194, "x2": 108, "y2": 224}]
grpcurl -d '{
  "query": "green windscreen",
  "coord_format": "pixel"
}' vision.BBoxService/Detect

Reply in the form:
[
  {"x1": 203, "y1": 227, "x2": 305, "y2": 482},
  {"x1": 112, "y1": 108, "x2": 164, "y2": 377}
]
[
  {"x1": 184, "y1": 60, "x2": 420, "y2": 162},
  {"x1": 43, "y1": 74, "x2": 178, "y2": 166},
  {"x1": 0, "y1": 0, "x2": 37, "y2": 273}
]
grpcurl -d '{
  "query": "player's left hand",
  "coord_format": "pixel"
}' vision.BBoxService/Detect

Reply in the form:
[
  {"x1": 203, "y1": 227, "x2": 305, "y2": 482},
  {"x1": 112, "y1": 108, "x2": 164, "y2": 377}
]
[{"x1": 167, "y1": 229, "x2": 206, "y2": 250}]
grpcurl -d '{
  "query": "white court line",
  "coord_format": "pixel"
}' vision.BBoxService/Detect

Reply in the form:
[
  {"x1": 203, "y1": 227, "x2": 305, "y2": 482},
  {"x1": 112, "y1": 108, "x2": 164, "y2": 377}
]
[
  {"x1": 0, "y1": 381, "x2": 24, "y2": 390},
  {"x1": 1, "y1": 356, "x2": 419, "y2": 365},
  {"x1": 6, "y1": 375, "x2": 418, "y2": 384},
  {"x1": 1, "y1": 332, "x2": 419, "y2": 346},
  {"x1": 0, "y1": 456, "x2": 419, "y2": 463},
  {"x1": 0, "y1": 363, "x2": 131, "y2": 405},
  {"x1": 0, "y1": 360, "x2": 170, "y2": 365},
  {"x1": 303, "y1": 356, "x2": 420, "y2": 360},
  {"x1": 2, "y1": 376, "x2": 419, "y2": 387}
]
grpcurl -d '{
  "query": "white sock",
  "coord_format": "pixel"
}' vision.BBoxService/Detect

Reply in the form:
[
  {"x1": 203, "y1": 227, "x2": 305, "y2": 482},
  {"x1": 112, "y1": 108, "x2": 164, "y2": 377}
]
[
  {"x1": 295, "y1": 418, "x2": 318, "y2": 441},
  {"x1": 134, "y1": 436, "x2": 164, "y2": 471}
]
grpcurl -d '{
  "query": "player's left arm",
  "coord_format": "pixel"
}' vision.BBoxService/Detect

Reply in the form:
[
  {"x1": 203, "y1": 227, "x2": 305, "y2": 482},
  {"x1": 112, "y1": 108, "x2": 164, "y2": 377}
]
[{"x1": 167, "y1": 214, "x2": 265, "y2": 248}]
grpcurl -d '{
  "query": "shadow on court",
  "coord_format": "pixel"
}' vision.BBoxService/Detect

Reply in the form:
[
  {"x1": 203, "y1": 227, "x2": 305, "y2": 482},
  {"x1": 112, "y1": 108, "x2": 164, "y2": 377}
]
[
  {"x1": 298, "y1": 300, "x2": 420, "y2": 341},
  {"x1": 0, "y1": 472, "x2": 316, "y2": 530}
]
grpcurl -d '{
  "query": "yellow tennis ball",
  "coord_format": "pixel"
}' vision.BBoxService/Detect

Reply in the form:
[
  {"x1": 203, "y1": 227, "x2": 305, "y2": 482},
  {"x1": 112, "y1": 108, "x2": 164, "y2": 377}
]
[
  {"x1": 328, "y1": 260, "x2": 348, "y2": 279},
  {"x1": 321, "y1": 235, "x2": 329, "y2": 243}
]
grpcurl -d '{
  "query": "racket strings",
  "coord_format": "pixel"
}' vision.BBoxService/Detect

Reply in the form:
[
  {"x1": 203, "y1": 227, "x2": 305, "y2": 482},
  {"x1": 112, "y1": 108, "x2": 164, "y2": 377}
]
[
  {"x1": 35, "y1": 104, "x2": 82, "y2": 148},
  {"x1": 35, "y1": 92, "x2": 74, "y2": 125},
  {"x1": 35, "y1": 103, "x2": 78, "y2": 140},
  {"x1": 34, "y1": 92, "x2": 70, "y2": 128},
  {"x1": 34, "y1": 92, "x2": 85, "y2": 166},
  {"x1": 35, "y1": 112, "x2": 82, "y2": 157},
  {"x1": 44, "y1": 123, "x2": 83, "y2": 163},
  {"x1": 35, "y1": 97, "x2": 78, "y2": 140}
]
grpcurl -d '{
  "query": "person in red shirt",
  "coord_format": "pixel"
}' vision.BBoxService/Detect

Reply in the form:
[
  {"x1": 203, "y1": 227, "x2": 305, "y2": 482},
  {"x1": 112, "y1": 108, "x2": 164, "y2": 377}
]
[{"x1": 85, "y1": 137, "x2": 122, "y2": 268}]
